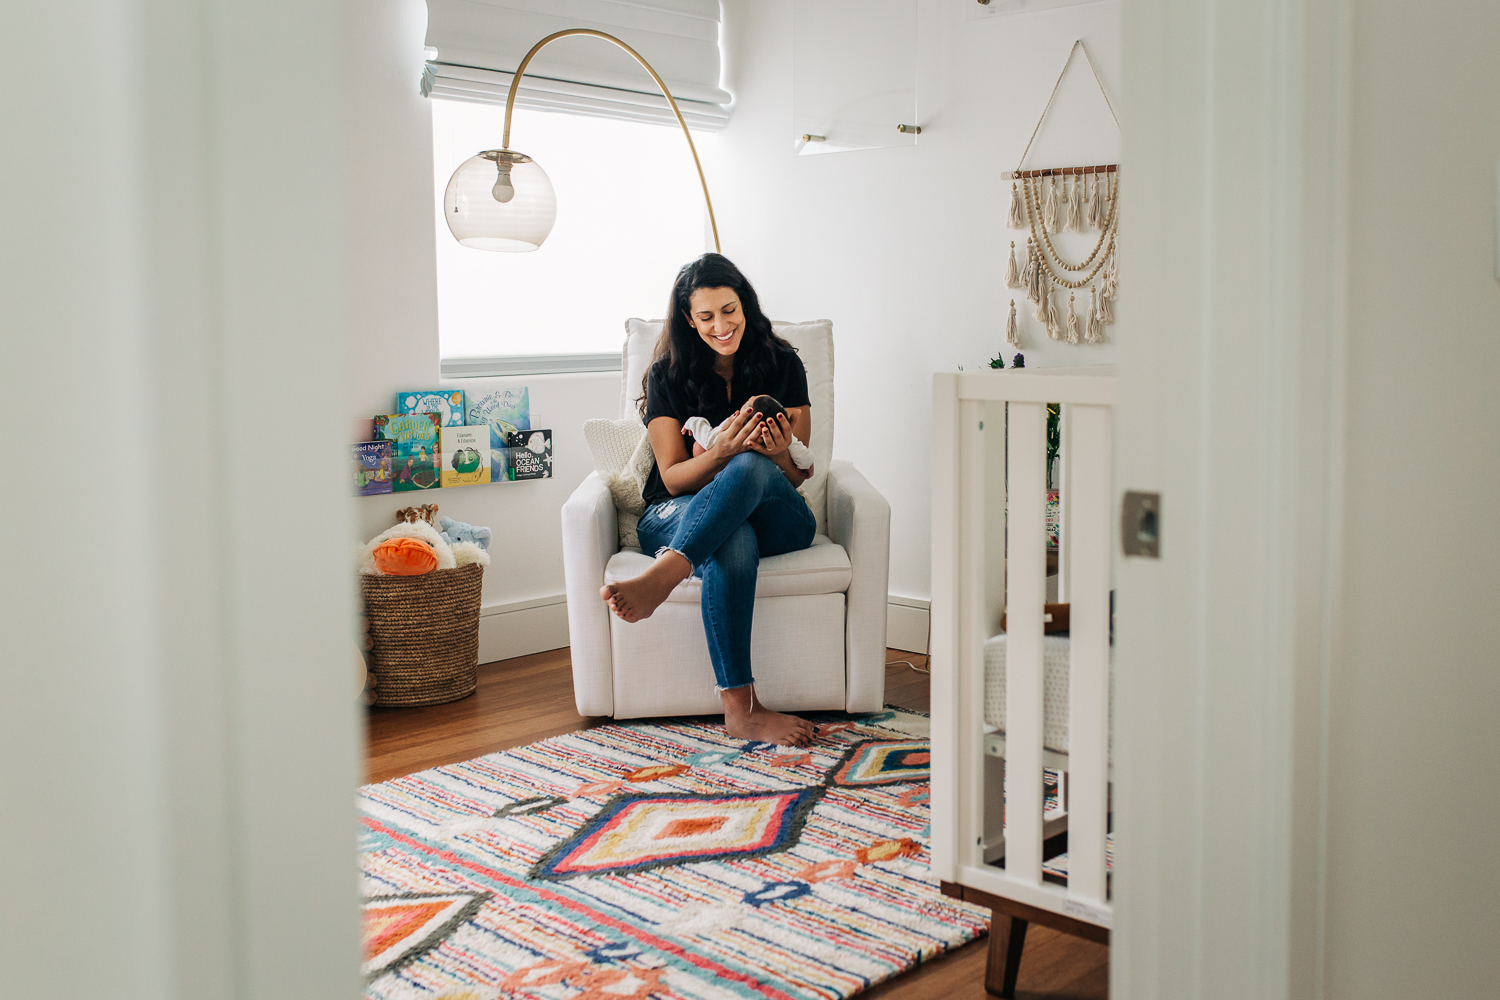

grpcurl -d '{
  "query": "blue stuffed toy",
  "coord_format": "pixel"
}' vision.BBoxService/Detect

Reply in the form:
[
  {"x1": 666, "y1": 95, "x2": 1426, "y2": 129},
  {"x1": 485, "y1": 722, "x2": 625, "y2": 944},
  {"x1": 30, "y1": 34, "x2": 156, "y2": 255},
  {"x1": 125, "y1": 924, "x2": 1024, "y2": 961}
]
[{"x1": 439, "y1": 514, "x2": 491, "y2": 552}]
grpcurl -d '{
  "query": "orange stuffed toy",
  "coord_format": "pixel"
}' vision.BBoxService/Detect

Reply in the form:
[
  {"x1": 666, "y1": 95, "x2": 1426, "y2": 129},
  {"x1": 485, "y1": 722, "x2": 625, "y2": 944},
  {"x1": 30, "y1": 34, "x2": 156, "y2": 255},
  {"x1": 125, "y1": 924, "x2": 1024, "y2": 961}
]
[{"x1": 371, "y1": 536, "x2": 439, "y2": 575}]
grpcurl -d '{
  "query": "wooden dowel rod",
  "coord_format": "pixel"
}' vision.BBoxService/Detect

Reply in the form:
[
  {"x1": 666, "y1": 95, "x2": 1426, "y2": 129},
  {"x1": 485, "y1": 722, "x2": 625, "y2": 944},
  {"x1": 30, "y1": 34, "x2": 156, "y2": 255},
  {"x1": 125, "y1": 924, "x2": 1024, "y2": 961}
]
[{"x1": 1002, "y1": 164, "x2": 1119, "y2": 180}]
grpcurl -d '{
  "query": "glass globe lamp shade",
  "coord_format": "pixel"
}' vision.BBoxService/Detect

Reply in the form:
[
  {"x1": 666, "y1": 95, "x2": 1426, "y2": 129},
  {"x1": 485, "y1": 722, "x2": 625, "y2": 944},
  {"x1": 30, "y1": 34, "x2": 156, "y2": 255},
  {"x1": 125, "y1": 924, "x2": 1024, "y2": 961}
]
[{"x1": 443, "y1": 150, "x2": 556, "y2": 251}]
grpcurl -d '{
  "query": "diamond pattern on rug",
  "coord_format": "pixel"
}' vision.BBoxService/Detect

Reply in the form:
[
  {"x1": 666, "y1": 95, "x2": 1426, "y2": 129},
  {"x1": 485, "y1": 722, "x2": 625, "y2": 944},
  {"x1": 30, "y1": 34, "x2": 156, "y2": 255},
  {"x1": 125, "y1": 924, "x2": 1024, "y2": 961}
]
[
  {"x1": 824, "y1": 738, "x2": 932, "y2": 787},
  {"x1": 357, "y1": 708, "x2": 987, "y2": 1000},
  {"x1": 361, "y1": 891, "x2": 489, "y2": 981},
  {"x1": 531, "y1": 787, "x2": 824, "y2": 881}
]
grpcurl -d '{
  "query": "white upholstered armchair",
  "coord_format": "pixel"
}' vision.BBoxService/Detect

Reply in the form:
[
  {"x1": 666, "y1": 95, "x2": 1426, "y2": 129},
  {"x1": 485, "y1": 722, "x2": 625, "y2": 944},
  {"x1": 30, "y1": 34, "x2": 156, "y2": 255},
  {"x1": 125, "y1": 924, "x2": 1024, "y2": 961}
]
[{"x1": 561, "y1": 319, "x2": 891, "y2": 719}]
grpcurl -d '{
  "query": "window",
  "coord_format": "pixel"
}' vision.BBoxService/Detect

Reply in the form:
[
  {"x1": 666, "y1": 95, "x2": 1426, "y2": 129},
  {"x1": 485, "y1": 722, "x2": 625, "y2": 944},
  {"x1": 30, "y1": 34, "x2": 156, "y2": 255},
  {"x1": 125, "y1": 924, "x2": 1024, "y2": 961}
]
[{"x1": 431, "y1": 100, "x2": 710, "y2": 365}]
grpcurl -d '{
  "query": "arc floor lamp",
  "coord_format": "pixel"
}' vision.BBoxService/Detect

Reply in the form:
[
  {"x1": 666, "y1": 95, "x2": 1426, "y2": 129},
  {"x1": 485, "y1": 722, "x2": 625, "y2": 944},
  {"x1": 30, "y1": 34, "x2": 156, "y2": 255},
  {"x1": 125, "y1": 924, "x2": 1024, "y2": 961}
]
[{"x1": 442, "y1": 29, "x2": 721, "y2": 254}]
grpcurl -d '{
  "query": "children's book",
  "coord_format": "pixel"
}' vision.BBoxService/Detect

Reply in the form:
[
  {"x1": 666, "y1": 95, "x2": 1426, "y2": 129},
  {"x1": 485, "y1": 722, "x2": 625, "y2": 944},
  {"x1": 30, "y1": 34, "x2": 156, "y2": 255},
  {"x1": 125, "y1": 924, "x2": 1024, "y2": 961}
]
[
  {"x1": 353, "y1": 441, "x2": 393, "y2": 496},
  {"x1": 397, "y1": 389, "x2": 466, "y2": 427},
  {"x1": 507, "y1": 428, "x2": 553, "y2": 481},
  {"x1": 441, "y1": 425, "x2": 490, "y2": 487},
  {"x1": 467, "y1": 387, "x2": 530, "y2": 470},
  {"x1": 374, "y1": 412, "x2": 442, "y2": 491}
]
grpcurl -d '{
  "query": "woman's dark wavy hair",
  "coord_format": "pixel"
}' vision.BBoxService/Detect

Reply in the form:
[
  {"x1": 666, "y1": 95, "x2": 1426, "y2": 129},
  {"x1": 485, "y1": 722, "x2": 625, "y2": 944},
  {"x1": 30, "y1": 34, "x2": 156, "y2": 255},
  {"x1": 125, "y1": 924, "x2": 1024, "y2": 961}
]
[{"x1": 638, "y1": 253, "x2": 796, "y2": 418}]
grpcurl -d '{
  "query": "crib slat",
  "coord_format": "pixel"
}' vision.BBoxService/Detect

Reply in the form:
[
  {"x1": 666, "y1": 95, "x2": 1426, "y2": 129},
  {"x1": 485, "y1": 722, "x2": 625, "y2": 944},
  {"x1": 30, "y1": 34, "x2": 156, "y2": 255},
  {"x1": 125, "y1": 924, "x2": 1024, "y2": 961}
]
[
  {"x1": 929, "y1": 374, "x2": 960, "y2": 882},
  {"x1": 1066, "y1": 404, "x2": 1112, "y2": 904},
  {"x1": 1005, "y1": 401, "x2": 1047, "y2": 885},
  {"x1": 960, "y1": 400, "x2": 989, "y2": 869}
]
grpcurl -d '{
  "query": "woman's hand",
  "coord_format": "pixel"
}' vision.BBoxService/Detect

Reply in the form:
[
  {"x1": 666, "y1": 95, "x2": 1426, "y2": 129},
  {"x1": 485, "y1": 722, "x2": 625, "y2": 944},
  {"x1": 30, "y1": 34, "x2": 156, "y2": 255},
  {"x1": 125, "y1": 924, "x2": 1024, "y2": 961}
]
[
  {"x1": 748, "y1": 412, "x2": 794, "y2": 459},
  {"x1": 709, "y1": 407, "x2": 764, "y2": 463}
]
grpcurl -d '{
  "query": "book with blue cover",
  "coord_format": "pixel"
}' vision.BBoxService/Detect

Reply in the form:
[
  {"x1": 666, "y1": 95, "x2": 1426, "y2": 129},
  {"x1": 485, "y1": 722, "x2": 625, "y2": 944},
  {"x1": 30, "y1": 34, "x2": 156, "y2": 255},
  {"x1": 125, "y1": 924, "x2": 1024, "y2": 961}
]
[
  {"x1": 374, "y1": 412, "x2": 442, "y2": 491},
  {"x1": 466, "y1": 387, "x2": 530, "y2": 472},
  {"x1": 397, "y1": 389, "x2": 466, "y2": 427}
]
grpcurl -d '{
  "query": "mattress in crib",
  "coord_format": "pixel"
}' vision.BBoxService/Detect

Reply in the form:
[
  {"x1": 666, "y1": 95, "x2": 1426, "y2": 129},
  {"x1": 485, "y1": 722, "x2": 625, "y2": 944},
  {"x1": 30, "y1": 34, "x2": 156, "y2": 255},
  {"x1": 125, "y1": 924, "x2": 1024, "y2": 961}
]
[
  {"x1": 983, "y1": 633, "x2": 1077, "y2": 754},
  {"x1": 983, "y1": 633, "x2": 1114, "y2": 757}
]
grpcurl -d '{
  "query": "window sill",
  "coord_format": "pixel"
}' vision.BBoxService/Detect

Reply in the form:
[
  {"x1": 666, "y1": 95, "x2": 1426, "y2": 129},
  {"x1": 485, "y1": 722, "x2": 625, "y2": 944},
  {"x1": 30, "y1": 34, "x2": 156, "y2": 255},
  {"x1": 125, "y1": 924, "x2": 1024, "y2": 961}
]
[{"x1": 440, "y1": 353, "x2": 623, "y2": 378}]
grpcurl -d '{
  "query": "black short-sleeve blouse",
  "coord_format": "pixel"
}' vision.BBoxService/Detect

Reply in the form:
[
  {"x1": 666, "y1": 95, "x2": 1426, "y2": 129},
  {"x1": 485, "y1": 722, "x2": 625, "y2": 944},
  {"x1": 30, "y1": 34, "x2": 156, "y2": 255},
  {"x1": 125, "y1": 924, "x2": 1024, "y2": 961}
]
[{"x1": 640, "y1": 347, "x2": 810, "y2": 507}]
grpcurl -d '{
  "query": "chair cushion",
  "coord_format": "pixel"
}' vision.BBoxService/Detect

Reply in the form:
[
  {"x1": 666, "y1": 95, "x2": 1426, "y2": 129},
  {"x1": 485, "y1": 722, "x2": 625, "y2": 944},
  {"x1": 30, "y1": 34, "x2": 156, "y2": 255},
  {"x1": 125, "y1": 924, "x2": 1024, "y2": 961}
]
[
  {"x1": 619, "y1": 317, "x2": 835, "y2": 534},
  {"x1": 604, "y1": 534, "x2": 851, "y2": 602}
]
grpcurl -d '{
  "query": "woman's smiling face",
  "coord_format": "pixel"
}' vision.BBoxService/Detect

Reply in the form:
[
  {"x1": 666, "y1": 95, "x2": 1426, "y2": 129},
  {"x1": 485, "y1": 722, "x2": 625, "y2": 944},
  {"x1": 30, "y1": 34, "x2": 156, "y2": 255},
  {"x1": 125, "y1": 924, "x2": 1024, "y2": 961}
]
[{"x1": 688, "y1": 286, "x2": 743, "y2": 358}]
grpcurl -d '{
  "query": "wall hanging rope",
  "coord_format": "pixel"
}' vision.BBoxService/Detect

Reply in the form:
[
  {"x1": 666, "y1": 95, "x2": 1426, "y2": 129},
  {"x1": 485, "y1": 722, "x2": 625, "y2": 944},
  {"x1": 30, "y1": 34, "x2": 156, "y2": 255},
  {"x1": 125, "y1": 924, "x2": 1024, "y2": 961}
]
[{"x1": 1002, "y1": 39, "x2": 1120, "y2": 349}]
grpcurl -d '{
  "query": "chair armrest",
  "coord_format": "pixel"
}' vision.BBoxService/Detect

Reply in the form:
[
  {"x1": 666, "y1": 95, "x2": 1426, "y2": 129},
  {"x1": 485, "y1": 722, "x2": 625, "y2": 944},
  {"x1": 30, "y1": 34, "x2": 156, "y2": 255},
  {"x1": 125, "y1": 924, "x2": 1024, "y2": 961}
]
[
  {"x1": 561, "y1": 471, "x2": 619, "y2": 717},
  {"x1": 826, "y1": 460, "x2": 891, "y2": 713}
]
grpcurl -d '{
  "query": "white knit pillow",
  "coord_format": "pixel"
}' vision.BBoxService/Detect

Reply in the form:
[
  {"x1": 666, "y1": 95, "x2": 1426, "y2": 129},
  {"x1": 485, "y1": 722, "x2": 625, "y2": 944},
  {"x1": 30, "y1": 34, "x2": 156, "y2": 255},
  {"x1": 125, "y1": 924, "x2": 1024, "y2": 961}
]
[{"x1": 582, "y1": 417, "x2": 655, "y2": 548}]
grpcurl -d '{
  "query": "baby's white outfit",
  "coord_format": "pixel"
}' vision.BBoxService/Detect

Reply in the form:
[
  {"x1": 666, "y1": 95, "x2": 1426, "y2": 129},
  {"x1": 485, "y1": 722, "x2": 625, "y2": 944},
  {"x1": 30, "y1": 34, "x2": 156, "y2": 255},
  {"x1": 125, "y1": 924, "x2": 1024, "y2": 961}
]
[{"x1": 683, "y1": 414, "x2": 814, "y2": 470}]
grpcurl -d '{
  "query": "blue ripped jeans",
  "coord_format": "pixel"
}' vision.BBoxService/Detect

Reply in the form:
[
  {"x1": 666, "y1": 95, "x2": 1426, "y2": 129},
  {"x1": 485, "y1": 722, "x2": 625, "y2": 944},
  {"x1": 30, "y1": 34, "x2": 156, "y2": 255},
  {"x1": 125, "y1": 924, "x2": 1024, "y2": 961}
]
[{"x1": 635, "y1": 452, "x2": 816, "y2": 692}]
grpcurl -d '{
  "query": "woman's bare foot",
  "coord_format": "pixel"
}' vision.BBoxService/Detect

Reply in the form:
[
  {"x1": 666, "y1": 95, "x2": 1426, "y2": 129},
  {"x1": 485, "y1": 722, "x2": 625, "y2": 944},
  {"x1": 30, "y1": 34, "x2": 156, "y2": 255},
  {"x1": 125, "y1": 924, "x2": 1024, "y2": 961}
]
[
  {"x1": 720, "y1": 685, "x2": 817, "y2": 748},
  {"x1": 600, "y1": 550, "x2": 692, "y2": 622}
]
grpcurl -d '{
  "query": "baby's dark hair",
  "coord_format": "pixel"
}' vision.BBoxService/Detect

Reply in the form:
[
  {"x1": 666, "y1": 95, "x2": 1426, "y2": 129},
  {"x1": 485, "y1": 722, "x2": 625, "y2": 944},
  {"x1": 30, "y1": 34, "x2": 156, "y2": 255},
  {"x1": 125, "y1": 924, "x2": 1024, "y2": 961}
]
[{"x1": 749, "y1": 394, "x2": 786, "y2": 424}]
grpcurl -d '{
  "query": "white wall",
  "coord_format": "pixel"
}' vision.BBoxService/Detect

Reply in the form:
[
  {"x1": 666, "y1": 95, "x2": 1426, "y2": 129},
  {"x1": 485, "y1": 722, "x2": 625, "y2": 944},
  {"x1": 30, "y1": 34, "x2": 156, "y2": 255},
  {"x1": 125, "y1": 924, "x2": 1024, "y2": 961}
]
[
  {"x1": 3, "y1": 0, "x2": 360, "y2": 997},
  {"x1": 345, "y1": 0, "x2": 624, "y2": 658},
  {"x1": 1115, "y1": 0, "x2": 1500, "y2": 995},
  {"x1": 1327, "y1": 2, "x2": 1500, "y2": 994},
  {"x1": 708, "y1": 0, "x2": 1122, "y2": 603}
]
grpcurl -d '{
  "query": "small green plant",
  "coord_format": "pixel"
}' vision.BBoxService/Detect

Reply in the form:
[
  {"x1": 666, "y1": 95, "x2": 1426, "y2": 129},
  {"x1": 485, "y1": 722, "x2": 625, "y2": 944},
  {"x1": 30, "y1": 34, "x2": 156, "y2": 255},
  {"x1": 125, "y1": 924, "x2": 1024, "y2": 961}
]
[{"x1": 989, "y1": 353, "x2": 1006, "y2": 369}]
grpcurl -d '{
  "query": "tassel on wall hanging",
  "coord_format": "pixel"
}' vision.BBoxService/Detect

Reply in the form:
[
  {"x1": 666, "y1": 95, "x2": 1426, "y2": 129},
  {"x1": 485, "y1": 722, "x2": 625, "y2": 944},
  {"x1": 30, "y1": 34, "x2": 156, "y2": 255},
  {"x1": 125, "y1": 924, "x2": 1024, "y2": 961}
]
[
  {"x1": 1001, "y1": 38, "x2": 1120, "y2": 348},
  {"x1": 1023, "y1": 238, "x2": 1041, "y2": 304}
]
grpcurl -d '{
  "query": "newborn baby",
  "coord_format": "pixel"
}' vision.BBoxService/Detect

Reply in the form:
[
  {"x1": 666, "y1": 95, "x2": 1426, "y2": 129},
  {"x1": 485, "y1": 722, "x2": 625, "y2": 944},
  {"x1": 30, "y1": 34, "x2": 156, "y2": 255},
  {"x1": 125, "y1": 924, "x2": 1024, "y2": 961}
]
[{"x1": 682, "y1": 394, "x2": 814, "y2": 471}]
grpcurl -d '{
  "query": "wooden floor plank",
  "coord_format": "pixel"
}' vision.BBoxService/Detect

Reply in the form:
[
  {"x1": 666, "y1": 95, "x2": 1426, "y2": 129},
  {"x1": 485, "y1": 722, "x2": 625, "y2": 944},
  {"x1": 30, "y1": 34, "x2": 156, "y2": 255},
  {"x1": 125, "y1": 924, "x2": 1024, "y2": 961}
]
[{"x1": 364, "y1": 646, "x2": 1107, "y2": 998}]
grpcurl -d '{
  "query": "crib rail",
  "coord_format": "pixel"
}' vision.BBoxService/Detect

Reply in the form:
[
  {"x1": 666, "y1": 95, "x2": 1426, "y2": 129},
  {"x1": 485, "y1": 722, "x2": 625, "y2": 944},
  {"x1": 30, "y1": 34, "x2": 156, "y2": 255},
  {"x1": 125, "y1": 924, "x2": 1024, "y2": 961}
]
[{"x1": 931, "y1": 369, "x2": 1115, "y2": 929}]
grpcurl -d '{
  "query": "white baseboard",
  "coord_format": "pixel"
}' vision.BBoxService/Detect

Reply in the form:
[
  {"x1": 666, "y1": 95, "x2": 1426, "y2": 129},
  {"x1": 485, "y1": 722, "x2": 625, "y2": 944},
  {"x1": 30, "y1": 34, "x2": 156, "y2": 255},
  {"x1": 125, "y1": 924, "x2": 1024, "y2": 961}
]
[
  {"x1": 477, "y1": 591, "x2": 932, "y2": 663},
  {"x1": 479, "y1": 594, "x2": 569, "y2": 663},
  {"x1": 887, "y1": 595, "x2": 930, "y2": 654}
]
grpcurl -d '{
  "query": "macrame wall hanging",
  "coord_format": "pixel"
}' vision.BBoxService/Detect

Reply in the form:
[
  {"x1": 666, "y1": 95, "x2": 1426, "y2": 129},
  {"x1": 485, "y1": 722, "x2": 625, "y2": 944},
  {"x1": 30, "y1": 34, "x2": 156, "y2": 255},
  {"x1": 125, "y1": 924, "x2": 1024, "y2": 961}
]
[{"x1": 1003, "y1": 39, "x2": 1120, "y2": 351}]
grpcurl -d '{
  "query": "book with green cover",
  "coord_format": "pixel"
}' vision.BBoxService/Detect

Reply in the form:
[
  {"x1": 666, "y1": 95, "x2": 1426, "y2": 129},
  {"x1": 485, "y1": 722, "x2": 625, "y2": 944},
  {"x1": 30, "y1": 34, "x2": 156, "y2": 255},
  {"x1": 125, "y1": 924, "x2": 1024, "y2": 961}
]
[{"x1": 374, "y1": 412, "x2": 441, "y2": 491}]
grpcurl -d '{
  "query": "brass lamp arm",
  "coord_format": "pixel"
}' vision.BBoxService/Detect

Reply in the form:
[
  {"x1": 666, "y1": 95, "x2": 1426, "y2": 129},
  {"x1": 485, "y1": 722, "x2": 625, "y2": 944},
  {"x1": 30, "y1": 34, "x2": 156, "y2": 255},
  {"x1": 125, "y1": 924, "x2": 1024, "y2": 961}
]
[{"x1": 502, "y1": 28, "x2": 721, "y2": 254}]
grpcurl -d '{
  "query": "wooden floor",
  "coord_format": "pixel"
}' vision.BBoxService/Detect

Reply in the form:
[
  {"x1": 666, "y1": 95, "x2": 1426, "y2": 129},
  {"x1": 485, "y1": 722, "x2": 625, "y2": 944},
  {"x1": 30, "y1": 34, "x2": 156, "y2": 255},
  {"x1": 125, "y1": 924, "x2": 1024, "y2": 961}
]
[{"x1": 365, "y1": 648, "x2": 1108, "y2": 1000}]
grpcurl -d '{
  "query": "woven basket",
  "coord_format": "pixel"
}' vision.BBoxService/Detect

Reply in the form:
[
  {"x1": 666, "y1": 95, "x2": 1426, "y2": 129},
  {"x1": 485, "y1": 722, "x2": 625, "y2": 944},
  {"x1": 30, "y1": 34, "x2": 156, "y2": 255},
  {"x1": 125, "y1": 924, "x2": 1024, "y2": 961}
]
[{"x1": 362, "y1": 561, "x2": 484, "y2": 707}]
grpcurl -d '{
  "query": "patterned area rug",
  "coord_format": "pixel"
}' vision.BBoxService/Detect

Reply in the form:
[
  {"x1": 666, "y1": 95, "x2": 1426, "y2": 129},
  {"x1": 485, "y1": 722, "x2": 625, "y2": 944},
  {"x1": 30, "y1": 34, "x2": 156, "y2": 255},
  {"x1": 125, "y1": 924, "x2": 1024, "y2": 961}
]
[{"x1": 358, "y1": 708, "x2": 989, "y2": 1000}]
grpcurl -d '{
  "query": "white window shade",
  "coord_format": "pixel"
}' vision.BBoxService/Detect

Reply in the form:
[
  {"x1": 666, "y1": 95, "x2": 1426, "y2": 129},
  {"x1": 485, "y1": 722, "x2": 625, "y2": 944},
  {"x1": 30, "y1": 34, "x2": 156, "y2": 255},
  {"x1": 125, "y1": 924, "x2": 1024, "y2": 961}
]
[{"x1": 422, "y1": 0, "x2": 731, "y2": 131}]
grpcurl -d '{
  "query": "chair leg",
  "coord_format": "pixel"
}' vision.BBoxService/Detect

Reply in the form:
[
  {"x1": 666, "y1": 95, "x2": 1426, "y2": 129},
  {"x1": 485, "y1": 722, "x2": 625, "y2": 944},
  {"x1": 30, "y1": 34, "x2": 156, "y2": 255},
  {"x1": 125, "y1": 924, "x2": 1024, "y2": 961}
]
[{"x1": 984, "y1": 913, "x2": 1029, "y2": 998}]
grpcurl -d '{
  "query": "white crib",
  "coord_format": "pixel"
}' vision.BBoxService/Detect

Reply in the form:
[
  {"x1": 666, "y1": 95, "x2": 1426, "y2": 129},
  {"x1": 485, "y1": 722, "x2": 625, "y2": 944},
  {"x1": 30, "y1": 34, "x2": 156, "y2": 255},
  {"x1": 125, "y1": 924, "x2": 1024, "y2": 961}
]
[{"x1": 930, "y1": 368, "x2": 1115, "y2": 997}]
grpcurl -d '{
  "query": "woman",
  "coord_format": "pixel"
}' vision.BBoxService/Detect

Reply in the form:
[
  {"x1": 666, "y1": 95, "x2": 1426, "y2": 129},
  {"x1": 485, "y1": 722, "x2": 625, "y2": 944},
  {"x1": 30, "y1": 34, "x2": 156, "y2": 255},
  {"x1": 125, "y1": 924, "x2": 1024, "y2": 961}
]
[{"x1": 600, "y1": 254, "x2": 818, "y2": 747}]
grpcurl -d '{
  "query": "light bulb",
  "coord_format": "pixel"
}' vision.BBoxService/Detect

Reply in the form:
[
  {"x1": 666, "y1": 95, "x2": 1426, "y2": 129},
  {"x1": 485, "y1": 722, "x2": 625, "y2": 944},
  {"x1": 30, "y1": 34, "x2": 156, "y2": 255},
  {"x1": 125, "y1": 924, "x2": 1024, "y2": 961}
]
[
  {"x1": 492, "y1": 161, "x2": 515, "y2": 203},
  {"x1": 444, "y1": 149, "x2": 556, "y2": 251}
]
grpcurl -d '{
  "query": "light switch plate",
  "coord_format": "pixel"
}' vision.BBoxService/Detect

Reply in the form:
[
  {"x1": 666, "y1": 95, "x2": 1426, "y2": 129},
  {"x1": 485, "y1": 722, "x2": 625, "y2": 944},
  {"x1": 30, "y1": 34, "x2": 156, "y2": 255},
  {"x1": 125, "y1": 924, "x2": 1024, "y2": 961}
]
[{"x1": 1121, "y1": 491, "x2": 1160, "y2": 558}]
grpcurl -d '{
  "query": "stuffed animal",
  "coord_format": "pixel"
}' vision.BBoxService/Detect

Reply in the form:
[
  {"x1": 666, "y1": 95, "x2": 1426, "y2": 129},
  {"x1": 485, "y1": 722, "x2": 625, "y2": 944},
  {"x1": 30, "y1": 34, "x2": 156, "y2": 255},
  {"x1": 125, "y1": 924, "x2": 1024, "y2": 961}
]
[
  {"x1": 395, "y1": 504, "x2": 440, "y2": 528},
  {"x1": 358, "y1": 515, "x2": 491, "y2": 575},
  {"x1": 358, "y1": 517, "x2": 455, "y2": 575},
  {"x1": 372, "y1": 537, "x2": 439, "y2": 575},
  {"x1": 439, "y1": 514, "x2": 492, "y2": 551}
]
